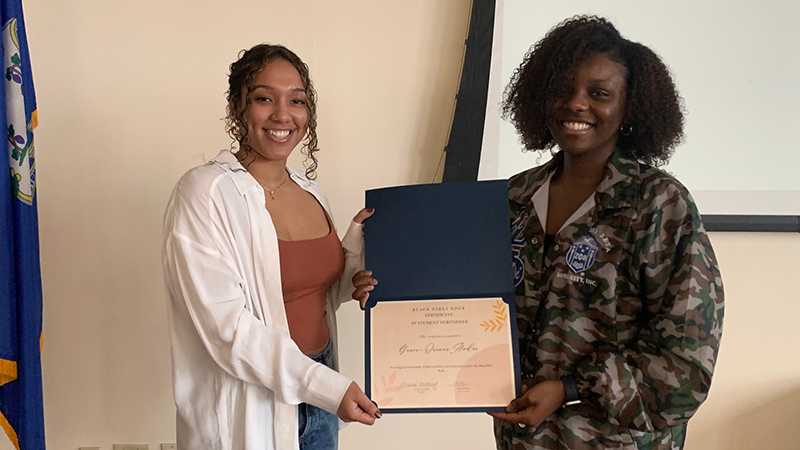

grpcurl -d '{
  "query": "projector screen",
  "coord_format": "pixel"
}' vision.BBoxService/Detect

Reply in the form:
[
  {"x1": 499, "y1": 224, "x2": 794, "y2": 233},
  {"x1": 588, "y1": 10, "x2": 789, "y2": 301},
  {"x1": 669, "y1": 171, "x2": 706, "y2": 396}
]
[{"x1": 477, "y1": 0, "x2": 800, "y2": 217}]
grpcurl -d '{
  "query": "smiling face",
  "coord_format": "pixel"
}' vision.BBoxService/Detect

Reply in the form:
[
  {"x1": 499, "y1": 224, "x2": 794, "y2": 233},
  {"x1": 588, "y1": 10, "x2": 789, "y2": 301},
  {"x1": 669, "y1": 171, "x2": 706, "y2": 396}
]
[
  {"x1": 547, "y1": 52, "x2": 627, "y2": 161},
  {"x1": 242, "y1": 58, "x2": 309, "y2": 163}
]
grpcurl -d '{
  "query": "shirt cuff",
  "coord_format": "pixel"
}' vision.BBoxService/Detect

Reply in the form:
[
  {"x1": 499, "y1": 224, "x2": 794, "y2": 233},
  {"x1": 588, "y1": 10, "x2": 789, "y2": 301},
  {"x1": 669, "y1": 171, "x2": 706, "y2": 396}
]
[
  {"x1": 303, "y1": 363, "x2": 353, "y2": 415},
  {"x1": 341, "y1": 221, "x2": 364, "y2": 255}
]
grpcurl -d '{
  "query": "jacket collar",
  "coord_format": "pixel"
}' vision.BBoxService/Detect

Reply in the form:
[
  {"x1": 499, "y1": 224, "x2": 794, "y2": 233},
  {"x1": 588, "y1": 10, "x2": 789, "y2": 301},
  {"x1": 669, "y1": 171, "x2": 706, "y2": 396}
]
[
  {"x1": 509, "y1": 149, "x2": 642, "y2": 211},
  {"x1": 209, "y1": 150, "x2": 314, "y2": 197},
  {"x1": 595, "y1": 150, "x2": 642, "y2": 211}
]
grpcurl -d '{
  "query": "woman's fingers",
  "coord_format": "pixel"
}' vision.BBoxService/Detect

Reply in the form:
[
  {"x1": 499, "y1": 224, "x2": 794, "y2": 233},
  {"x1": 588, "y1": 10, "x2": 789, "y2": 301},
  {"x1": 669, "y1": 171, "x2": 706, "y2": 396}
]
[
  {"x1": 490, "y1": 400, "x2": 545, "y2": 427},
  {"x1": 358, "y1": 292, "x2": 370, "y2": 310},
  {"x1": 507, "y1": 394, "x2": 533, "y2": 413},
  {"x1": 353, "y1": 387, "x2": 382, "y2": 423},
  {"x1": 351, "y1": 283, "x2": 375, "y2": 301},
  {"x1": 352, "y1": 270, "x2": 376, "y2": 287},
  {"x1": 351, "y1": 270, "x2": 378, "y2": 301},
  {"x1": 337, "y1": 382, "x2": 381, "y2": 425},
  {"x1": 353, "y1": 208, "x2": 375, "y2": 224},
  {"x1": 490, "y1": 406, "x2": 545, "y2": 428},
  {"x1": 489, "y1": 380, "x2": 564, "y2": 428}
]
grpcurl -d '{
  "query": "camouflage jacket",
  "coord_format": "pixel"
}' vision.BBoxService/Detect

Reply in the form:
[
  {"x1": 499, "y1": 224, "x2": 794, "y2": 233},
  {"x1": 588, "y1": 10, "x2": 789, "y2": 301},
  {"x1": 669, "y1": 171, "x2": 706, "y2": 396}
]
[{"x1": 494, "y1": 151, "x2": 724, "y2": 450}]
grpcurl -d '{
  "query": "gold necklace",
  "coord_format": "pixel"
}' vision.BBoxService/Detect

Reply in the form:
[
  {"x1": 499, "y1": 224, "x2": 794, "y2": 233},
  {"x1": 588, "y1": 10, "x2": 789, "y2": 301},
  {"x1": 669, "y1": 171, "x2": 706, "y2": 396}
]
[{"x1": 258, "y1": 173, "x2": 288, "y2": 200}]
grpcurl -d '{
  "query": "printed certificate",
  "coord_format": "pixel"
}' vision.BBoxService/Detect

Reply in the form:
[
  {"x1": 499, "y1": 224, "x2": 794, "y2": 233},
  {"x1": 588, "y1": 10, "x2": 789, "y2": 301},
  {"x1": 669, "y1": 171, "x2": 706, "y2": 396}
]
[
  {"x1": 367, "y1": 297, "x2": 518, "y2": 413},
  {"x1": 364, "y1": 181, "x2": 521, "y2": 413}
]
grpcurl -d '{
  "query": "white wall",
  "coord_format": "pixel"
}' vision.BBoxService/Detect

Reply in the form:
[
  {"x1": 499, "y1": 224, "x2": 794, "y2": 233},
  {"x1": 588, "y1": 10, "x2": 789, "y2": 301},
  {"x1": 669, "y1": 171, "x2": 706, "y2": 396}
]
[
  {"x1": 3, "y1": 1, "x2": 798, "y2": 450},
  {"x1": 685, "y1": 233, "x2": 800, "y2": 449}
]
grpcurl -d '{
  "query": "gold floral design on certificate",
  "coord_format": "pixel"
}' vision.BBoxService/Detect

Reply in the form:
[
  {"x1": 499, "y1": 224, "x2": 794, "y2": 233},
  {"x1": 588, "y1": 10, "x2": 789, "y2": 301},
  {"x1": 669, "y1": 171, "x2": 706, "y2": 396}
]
[{"x1": 479, "y1": 299, "x2": 508, "y2": 332}]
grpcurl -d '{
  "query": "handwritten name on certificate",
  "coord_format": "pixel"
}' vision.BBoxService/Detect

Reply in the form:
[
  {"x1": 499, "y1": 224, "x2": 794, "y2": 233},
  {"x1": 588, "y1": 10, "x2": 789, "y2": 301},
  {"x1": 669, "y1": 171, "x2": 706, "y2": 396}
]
[{"x1": 369, "y1": 297, "x2": 517, "y2": 411}]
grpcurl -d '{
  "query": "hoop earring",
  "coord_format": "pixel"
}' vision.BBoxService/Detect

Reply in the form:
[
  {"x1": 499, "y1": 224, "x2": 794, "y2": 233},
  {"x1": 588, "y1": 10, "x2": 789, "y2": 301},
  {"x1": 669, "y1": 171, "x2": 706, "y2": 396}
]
[{"x1": 620, "y1": 125, "x2": 633, "y2": 136}]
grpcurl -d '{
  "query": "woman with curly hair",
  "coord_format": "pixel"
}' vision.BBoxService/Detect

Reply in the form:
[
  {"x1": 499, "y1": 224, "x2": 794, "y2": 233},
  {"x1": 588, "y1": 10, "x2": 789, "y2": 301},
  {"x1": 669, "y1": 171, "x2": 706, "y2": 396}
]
[
  {"x1": 162, "y1": 44, "x2": 380, "y2": 450},
  {"x1": 491, "y1": 16, "x2": 724, "y2": 450}
]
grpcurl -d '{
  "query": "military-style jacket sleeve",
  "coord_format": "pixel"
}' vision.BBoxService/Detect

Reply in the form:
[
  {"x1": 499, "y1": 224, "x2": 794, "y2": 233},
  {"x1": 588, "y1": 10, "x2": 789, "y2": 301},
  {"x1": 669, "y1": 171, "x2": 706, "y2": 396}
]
[{"x1": 572, "y1": 183, "x2": 724, "y2": 432}]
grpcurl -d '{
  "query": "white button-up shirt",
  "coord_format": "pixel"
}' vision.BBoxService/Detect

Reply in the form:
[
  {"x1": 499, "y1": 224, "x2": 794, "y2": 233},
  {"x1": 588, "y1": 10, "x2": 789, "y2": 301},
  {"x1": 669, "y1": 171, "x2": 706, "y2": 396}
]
[{"x1": 162, "y1": 150, "x2": 363, "y2": 450}]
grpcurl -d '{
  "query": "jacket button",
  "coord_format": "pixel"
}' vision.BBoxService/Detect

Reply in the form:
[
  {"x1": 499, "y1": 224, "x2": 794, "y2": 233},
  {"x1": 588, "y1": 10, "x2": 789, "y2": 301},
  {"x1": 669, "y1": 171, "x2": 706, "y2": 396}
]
[
  {"x1": 530, "y1": 237, "x2": 538, "y2": 245},
  {"x1": 553, "y1": 244, "x2": 560, "y2": 251}
]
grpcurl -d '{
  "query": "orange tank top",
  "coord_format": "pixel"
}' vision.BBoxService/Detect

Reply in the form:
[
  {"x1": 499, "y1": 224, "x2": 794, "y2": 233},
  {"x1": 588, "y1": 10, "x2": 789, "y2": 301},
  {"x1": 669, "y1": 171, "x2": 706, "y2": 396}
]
[{"x1": 278, "y1": 211, "x2": 345, "y2": 355}]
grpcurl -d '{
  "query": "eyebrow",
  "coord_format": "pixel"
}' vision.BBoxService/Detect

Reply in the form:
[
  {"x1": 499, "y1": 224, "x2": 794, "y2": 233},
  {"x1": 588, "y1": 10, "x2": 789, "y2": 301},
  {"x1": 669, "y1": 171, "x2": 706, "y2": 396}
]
[{"x1": 252, "y1": 84, "x2": 306, "y2": 93}]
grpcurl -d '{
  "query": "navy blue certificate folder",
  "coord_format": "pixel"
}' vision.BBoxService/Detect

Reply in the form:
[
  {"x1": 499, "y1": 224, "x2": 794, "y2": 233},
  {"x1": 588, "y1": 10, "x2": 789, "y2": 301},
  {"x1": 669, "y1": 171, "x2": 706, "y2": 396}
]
[
  {"x1": 365, "y1": 180, "x2": 515, "y2": 302},
  {"x1": 364, "y1": 180, "x2": 521, "y2": 413}
]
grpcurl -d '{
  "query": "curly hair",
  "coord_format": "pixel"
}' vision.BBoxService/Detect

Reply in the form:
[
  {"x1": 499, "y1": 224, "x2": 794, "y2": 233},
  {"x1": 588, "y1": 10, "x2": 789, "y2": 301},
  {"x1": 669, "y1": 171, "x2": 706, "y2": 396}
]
[
  {"x1": 502, "y1": 15, "x2": 685, "y2": 166},
  {"x1": 226, "y1": 44, "x2": 320, "y2": 179}
]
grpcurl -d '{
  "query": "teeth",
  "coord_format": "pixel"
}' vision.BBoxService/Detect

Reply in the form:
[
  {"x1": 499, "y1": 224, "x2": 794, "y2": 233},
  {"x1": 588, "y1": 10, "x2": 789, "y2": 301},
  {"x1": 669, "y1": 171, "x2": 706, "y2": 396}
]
[
  {"x1": 563, "y1": 122, "x2": 591, "y2": 130},
  {"x1": 267, "y1": 129, "x2": 290, "y2": 138}
]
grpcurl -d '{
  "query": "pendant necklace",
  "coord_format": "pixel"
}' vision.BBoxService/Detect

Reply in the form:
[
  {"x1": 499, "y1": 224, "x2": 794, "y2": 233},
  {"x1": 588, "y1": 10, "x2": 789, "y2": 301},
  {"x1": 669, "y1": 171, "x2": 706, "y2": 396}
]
[{"x1": 258, "y1": 173, "x2": 288, "y2": 200}]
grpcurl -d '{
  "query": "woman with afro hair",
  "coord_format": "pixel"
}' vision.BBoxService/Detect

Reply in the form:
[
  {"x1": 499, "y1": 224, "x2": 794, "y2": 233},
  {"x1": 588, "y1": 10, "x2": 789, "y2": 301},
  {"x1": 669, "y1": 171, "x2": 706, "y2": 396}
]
[{"x1": 490, "y1": 16, "x2": 724, "y2": 450}]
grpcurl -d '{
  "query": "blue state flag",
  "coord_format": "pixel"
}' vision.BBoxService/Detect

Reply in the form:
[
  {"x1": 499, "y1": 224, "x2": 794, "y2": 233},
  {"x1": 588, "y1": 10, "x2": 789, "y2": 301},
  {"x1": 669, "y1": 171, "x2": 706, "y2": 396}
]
[{"x1": 0, "y1": 0, "x2": 45, "y2": 448}]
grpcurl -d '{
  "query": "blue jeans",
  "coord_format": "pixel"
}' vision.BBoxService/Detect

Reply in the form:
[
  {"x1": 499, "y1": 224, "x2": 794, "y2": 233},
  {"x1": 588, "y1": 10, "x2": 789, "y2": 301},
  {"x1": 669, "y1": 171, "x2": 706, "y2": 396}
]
[{"x1": 299, "y1": 341, "x2": 339, "y2": 450}]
